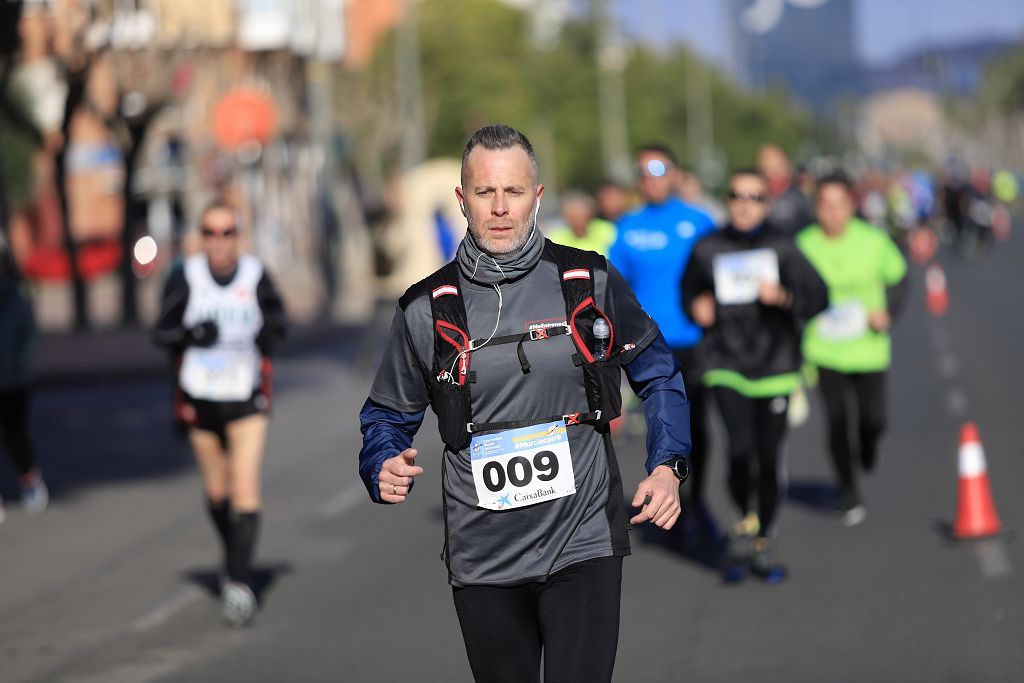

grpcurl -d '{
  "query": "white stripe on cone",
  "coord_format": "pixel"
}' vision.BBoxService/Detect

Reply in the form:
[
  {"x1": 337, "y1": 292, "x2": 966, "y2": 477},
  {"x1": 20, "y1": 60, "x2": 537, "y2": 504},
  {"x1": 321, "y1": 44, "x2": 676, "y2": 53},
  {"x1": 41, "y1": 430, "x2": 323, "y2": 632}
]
[
  {"x1": 959, "y1": 442, "x2": 987, "y2": 478},
  {"x1": 926, "y1": 265, "x2": 946, "y2": 292}
]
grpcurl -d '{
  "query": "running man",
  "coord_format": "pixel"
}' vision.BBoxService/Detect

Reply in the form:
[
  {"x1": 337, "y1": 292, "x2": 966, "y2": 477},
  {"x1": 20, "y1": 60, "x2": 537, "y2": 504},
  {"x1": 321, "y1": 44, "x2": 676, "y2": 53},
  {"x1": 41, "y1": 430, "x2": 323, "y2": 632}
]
[
  {"x1": 610, "y1": 144, "x2": 717, "y2": 541},
  {"x1": 359, "y1": 124, "x2": 691, "y2": 682},
  {"x1": 758, "y1": 143, "x2": 815, "y2": 236},
  {"x1": 683, "y1": 169, "x2": 828, "y2": 582},
  {"x1": 545, "y1": 190, "x2": 617, "y2": 256},
  {"x1": 797, "y1": 172, "x2": 908, "y2": 526},
  {"x1": 153, "y1": 199, "x2": 287, "y2": 626}
]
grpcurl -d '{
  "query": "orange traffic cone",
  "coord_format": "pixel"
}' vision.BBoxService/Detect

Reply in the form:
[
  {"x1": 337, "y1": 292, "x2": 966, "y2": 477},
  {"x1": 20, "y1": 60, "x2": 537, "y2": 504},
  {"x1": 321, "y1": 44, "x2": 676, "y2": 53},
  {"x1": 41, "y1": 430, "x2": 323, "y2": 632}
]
[
  {"x1": 909, "y1": 227, "x2": 939, "y2": 264},
  {"x1": 953, "y1": 423, "x2": 1002, "y2": 540},
  {"x1": 925, "y1": 264, "x2": 949, "y2": 316}
]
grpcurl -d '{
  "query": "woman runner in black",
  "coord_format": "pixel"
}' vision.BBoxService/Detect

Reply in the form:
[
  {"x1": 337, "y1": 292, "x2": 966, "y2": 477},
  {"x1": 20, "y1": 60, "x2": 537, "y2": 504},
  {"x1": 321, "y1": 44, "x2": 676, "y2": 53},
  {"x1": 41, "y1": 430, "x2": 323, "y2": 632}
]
[{"x1": 684, "y1": 169, "x2": 827, "y2": 582}]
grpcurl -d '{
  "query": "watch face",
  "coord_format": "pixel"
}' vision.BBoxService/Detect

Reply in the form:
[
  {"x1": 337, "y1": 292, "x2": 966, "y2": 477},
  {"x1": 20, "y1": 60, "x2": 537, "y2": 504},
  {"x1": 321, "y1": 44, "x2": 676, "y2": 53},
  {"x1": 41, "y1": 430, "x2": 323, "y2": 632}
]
[{"x1": 674, "y1": 458, "x2": 688, "y2": 481}]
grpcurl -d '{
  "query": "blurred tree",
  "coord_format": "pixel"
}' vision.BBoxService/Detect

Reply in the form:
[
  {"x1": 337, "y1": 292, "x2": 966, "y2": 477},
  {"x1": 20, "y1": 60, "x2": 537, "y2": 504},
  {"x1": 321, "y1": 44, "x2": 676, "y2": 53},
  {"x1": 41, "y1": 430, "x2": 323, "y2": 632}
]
[
  {"x1": 980, "y1": 43, "x2": 1024, "y2": 115},
  {"x1": 0, "y1": 0, "x2": 31, "y2": 257},
  {"x1": 344, "y1": 0, "x2": 823, "y2": 196},
  {"x1": 0, "y1": 82, "x2": 39, "y2": 214},
  {"x1": 942, "y1": 43, "x2": 1024, "y2": 170}
]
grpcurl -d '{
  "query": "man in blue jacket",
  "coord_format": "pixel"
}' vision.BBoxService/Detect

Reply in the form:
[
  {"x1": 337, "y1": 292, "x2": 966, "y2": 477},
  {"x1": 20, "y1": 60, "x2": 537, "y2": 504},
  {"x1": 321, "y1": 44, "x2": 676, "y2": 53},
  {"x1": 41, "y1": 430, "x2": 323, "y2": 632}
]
[{"x1": 611, "y1": 144, "x2": 716, "y2": 542}]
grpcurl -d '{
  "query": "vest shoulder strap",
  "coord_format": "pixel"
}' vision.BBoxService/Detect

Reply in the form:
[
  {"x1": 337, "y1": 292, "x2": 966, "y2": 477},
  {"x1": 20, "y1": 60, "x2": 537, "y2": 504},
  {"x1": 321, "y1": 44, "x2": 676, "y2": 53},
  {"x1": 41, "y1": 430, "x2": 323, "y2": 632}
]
[
  {"x1": 401, "y1": 261, "x2": 470, "y2": 376},
  {"x1": 542, "y1": 239, "x2": 606, "y2": 313}
]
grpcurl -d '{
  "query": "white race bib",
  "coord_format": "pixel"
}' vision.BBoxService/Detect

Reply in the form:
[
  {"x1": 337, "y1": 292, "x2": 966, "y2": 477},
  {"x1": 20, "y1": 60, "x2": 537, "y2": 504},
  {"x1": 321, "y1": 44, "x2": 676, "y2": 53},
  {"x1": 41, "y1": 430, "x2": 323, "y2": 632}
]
[
  {"x1": 712, "y1": 248, "x2": 780, "y2": 305},
  {"x1": 470, "y1": 420, "x2": 576, "y2": 511},
  {"x1": 816, "y1": 301, "x2": 868, "y2": 341},
  {"x1": 180, "y1": 347, "x2": 259, "y2": 401}
]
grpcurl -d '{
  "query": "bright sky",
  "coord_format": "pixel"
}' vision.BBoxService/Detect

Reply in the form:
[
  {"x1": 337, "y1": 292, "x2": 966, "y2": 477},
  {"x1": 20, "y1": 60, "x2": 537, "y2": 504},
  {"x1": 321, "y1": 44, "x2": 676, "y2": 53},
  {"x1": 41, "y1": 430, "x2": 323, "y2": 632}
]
[{"x1": 612, "y1": 0, "x2": 1024, "y2": 66}]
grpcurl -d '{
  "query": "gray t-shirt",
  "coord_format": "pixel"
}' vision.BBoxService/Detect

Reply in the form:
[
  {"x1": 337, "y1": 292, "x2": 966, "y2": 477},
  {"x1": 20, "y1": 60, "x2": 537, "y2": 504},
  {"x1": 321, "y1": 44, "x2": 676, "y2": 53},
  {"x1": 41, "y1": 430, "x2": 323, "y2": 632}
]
[{"x1": 369, "y1": 256, "x2": 659, "y2": 586}]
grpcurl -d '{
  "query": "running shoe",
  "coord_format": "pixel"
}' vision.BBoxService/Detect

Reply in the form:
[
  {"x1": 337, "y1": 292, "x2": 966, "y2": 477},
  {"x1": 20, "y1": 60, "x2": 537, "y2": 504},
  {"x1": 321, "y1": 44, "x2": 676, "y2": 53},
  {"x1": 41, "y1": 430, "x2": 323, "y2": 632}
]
[
  {"x1": 222, "y1": 582, "x2": 258, "y2": 628},
  {"x1": 21, "y1": 474, "x2": 49, "y2": 515},
  {"x1": 841, "y1": 504, "x2": 867, "y2": 527},
  {"x1": 749, "y1": 537, "x2": 787, "y2": 584},
  {"x1": 722, "y1": 554, "x2": 747, "y2": 584},
  {"x1": 722, "y1": 515, "x2": 758, "y2": 584}
]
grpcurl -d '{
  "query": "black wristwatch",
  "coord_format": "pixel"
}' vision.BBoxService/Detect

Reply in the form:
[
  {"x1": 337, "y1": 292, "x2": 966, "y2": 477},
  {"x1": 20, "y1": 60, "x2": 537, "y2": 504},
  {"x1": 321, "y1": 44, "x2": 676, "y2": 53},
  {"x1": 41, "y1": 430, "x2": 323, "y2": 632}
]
[{"x1": 660, "y1": 456, "x2": 689, "y2": 483}]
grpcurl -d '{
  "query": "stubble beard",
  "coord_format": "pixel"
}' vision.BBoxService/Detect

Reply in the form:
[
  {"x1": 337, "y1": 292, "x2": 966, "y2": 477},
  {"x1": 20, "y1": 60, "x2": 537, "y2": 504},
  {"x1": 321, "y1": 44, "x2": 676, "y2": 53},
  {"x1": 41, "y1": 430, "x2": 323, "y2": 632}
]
[{"x1": 467, "y1": 214, "x2": 536, "y2": 256}]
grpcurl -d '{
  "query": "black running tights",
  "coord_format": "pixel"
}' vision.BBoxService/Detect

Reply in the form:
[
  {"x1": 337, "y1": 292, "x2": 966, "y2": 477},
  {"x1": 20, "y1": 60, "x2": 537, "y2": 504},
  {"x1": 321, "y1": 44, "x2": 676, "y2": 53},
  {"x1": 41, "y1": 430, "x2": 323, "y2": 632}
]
[
  {"x1": 452, "y1": 555, "x2": 622, "y2": 683},
  {"x1": 712, "y1": 387, "x2": 789, "y2": 536},
  {"x1": 817, "y1": 368, "x2": 887, "y2": 503},
  {"x1": 0, "y1": 388, "x2": 36, "y2": 477}
]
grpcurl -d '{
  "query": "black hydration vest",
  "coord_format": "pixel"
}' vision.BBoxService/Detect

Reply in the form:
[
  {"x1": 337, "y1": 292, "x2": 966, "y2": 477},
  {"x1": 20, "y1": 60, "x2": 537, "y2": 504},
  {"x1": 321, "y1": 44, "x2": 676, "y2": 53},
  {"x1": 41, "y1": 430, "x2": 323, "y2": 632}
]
[{"x1": 400, "y1": 240, "x2": 631, "y2": 451}]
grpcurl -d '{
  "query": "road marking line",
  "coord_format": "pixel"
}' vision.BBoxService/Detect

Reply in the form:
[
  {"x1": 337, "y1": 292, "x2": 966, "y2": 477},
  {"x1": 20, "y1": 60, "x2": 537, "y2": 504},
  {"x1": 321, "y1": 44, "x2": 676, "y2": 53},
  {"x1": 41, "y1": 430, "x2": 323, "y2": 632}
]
[
  {"x1": 946, "y1": 389, "x2": 968, "y2": 417},
  {"x1": 319, "y1": 482, "x2": 366, "y2": 519},
  {"x1": 130, "y1": 584, "x2": 205, "y2": 633},
  {"x1": 937, "y1": 353, "x2": 959, "y2": 378},
  {"x1": 975, "y1": 539, "x2": 1012, "y2": 579},
  {"x1": 929, "y1": 324, "x2": 950, "y2": 352}
]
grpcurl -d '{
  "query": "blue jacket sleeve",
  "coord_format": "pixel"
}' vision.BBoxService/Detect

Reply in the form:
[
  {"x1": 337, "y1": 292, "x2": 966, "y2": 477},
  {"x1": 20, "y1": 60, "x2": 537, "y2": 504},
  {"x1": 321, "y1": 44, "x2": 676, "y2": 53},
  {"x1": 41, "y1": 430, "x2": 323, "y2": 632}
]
[
  {"x1": 608, "y1": 228, "x2": 630, "y2": 282},
  {"x1": 623, "y1": 332, "x2": 692, "y2": 473},
  {"x1": 358, "y1": 398, "x2": 425, "y2": 503}
]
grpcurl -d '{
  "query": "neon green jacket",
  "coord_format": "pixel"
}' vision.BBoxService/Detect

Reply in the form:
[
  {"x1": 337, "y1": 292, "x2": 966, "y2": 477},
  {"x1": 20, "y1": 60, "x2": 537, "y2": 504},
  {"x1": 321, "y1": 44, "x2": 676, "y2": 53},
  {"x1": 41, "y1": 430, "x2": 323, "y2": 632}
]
[
  {"x1": 546, "y1": 219, "x2": 617, "y2": 257},
  {"x1": 797, "y1": 218, "x2": 908, "y2": 373}
]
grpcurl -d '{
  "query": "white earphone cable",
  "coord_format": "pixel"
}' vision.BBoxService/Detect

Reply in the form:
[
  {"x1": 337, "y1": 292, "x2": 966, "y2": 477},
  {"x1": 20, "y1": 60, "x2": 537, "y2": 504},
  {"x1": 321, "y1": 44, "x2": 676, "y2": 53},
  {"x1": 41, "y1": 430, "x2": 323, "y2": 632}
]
[{"x1": 445, "y1": 225, "x2": 537, "y2": 383}]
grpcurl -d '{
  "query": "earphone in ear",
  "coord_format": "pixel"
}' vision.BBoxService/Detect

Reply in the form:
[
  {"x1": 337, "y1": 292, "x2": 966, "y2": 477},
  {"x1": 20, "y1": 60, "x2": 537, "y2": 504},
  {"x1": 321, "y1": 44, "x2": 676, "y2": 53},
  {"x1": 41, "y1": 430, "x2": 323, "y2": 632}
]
[{"x1": 459, "y1": 202, "x2": 467, "y2": 217}]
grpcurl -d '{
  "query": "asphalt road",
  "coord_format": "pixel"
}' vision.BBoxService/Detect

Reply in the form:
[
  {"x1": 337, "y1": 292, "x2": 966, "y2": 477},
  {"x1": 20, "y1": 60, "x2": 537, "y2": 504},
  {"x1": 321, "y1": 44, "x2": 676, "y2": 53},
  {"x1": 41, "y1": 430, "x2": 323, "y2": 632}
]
[{"x1": 1, "y1": 231, "x2": 1021, "y2": 682}]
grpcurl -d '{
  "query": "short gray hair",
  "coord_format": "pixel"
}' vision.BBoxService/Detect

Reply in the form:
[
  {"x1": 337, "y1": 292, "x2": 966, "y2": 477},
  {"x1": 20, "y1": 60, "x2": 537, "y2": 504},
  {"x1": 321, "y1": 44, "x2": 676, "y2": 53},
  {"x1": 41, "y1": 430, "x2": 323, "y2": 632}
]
[
  {"x1": 560, "y1": 190, "x2": 596, "y2": 212},
  {"x1": 461, "y1": 124, "x2": 538, "y2": 187}
]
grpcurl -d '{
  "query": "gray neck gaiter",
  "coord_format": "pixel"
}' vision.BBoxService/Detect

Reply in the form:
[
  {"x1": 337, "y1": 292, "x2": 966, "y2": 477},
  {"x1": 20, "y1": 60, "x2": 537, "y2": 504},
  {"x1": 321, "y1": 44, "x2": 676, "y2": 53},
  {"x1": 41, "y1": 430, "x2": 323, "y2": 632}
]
[{"x1": 456, "y1": 226, "x2": 544, "y2": 286}]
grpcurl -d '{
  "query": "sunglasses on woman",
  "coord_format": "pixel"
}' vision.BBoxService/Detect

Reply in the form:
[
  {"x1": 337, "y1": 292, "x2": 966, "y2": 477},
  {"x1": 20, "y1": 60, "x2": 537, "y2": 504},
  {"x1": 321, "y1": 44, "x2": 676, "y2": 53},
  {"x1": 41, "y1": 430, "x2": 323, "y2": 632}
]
[{"x1": 201, "y1": 225, "x2": 239, "y2": 238}]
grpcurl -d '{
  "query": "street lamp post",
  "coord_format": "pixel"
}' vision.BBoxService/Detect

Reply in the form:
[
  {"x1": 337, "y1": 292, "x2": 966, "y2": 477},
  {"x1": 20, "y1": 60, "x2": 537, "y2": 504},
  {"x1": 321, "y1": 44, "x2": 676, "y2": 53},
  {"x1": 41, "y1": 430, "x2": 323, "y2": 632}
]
[{"x1": 594, "y1": 0, "x2": 632, "y2": 185}]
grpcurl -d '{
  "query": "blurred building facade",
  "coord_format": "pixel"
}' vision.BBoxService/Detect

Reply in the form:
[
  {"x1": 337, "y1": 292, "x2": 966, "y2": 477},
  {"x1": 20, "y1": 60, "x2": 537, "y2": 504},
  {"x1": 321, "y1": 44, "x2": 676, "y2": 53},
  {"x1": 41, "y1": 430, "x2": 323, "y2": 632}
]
[
  {"x1": 6, "y1": 0, "x2": 407, "y2": 331},
  {"x1": 729, "y1": 0, "x2": 859, "y2": 113}
]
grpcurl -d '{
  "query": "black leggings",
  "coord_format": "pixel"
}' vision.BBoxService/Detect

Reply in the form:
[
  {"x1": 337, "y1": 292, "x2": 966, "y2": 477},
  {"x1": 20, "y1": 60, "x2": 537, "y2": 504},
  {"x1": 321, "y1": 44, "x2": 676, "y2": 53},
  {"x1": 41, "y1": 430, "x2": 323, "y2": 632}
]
[
  {"x1": 674, "y1": 348, "x2": 709, "y2": 506},
  {"x1": 0, "y1": 388, "x2": 36, "y2": 477},
  {"x1": 452, "y1": 555, "x2": 622, "y2": 683},
  {"x1": 712, "y1": 387, "x2": 789, "y2": 536},
  {"x1": 817, "y1": 368, "x2": 887, "y2": 504}
]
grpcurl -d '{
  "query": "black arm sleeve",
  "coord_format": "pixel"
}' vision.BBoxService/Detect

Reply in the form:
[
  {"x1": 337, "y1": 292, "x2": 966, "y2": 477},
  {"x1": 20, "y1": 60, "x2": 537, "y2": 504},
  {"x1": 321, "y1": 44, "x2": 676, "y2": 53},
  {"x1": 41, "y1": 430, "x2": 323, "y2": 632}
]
[
  {"x1": 886, "y1": 267, "x2": 910, "y2": 319},
  {"x1": 680, "y1": 240, "x2": 714, "y2": 320},
  {"x1": 779, "y1": 240, "x2": 829, "y2": 324},
  {"x1": 256, "y1": 271, "x2": 288, "y2": 357},
  {"x1": 151, "y1": 265, "x2": 191, "y2": 353}
]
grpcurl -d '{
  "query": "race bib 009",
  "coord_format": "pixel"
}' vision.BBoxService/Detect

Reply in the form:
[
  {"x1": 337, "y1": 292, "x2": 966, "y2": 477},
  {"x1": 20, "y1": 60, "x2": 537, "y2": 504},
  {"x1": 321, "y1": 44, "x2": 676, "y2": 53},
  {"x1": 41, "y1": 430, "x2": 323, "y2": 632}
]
[{"x1": 470, "y1": 420, "x2": 576, "y2": 511}]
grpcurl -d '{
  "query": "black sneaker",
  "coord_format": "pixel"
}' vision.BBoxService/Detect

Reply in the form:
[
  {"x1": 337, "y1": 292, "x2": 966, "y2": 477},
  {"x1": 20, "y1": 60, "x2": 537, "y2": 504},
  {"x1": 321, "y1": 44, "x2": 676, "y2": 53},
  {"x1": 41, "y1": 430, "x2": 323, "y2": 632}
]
[
  {"x1": 722, "y1": 515, "x2": 758, "y2": 584},
  {"x1": 749, "y1": 537, "x2": 787, "y2": 583}
]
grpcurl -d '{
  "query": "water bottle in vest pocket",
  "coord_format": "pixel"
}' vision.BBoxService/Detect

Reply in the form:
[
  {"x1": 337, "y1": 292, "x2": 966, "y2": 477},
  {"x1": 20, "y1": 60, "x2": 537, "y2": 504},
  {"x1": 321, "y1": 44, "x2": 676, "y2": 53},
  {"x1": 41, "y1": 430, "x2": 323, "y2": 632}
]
[
  {"x1": 430, "y1": 319, "x2": 473, "y2": 450},
  {"x1": 567, "y1": 300, "x2": 622, "y2": 428}
]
